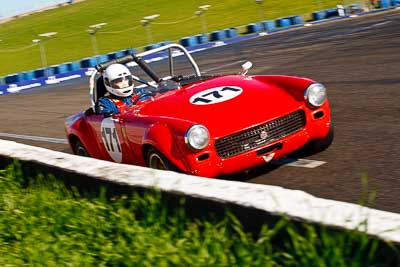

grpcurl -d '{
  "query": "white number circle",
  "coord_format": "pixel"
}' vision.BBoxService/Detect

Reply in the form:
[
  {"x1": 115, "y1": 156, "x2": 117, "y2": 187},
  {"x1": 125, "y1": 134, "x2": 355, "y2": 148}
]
[
  {"x1": 189, "y1": 86, "x2": 243, "y2": 105},
  {"x1": 100, "y1": 118, "x2": 122, "y2": 163}
]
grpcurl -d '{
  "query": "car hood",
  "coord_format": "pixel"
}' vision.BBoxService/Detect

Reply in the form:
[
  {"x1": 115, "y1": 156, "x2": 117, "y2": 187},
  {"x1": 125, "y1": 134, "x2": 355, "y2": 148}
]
[{"x1": 138, "y1": 75, "x2": 313, "y2": 137}]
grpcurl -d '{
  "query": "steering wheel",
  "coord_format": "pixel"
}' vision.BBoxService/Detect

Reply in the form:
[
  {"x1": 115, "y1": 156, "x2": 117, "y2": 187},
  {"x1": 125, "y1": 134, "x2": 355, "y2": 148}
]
[
  {"x1": 157, "y1": 79, "x2": 180, "y2": 93},
  {"x1": 132, "y1": 92, "x2": 157, "y2": 105}
]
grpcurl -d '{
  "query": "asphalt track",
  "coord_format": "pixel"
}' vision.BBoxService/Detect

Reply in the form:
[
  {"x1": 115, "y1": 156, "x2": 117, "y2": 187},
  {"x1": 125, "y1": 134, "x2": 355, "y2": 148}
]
[{"x1": 1, "y1": 10, "x2": 399, "y2": 213}]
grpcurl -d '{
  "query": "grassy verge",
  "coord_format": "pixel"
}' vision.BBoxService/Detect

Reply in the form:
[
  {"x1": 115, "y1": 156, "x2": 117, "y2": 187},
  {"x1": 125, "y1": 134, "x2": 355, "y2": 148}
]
[
  {"x1": 0, "y1": 160, "x2": 398, "y2": 266},
  {"x1": 0, "y1": 0, "x2": 364, "y2": 76}
]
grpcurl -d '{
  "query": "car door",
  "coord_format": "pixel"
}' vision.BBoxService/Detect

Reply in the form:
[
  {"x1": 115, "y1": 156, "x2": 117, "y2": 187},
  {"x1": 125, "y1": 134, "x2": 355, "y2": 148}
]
[{"x1": 86, "y1": 113, "x2": 134, "y2": 164}]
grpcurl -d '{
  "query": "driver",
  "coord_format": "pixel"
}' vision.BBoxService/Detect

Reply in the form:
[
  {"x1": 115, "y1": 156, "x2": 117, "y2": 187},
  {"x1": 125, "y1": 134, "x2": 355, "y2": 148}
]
[{"x1": 97, "y1": 63, "x2": 149, "y2": 114}]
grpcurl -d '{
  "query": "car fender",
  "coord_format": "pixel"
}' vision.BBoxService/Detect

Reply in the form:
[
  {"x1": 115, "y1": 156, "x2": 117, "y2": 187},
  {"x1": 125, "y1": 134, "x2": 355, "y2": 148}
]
[
  {"x1": 306, "y1": 100, "x2": 332, "y2": 140},
  {"x1": 142, "y1": 122, "x2": 188, "y2": 172},
  {"x1": 65, "y1": 113, "x2": 101, "y2": 157},
  {"x1": 255, "y1": 75, "x2": 331, "y2": 139},
  {"x1": 253, "y1": 75, "x2": 315, "y2": 101}
]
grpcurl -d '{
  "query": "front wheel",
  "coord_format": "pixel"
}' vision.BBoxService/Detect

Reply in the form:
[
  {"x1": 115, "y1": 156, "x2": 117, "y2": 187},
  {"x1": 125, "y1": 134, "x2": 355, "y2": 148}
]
[
  {"x1": 146, "y1": 147, "x2": 179, "y2": 172},
  {"x1": 310, "y1": 123, "x2": 334, "y2": 153},
  {"x1": 295, "y1": 123, "x2": 334, "y2": 157},
  {"x1": 74, "y1": 140, "x2": 89, "y2": 157}
]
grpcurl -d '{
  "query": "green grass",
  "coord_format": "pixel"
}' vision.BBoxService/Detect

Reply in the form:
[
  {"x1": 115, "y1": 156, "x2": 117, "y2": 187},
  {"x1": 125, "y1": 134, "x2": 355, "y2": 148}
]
[
  {"x1": 0, "y1": 0, "x2": 362, "y2": 76},
  {"x1": 0, "y1": 160, "x2": 398, "y2": 266}
]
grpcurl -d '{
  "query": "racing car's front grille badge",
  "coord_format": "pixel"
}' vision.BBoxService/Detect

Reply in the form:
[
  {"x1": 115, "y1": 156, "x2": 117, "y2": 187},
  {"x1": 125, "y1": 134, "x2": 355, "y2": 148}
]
[{"x1": 215, "y1": 110, "x2": 306, "y2": 159}]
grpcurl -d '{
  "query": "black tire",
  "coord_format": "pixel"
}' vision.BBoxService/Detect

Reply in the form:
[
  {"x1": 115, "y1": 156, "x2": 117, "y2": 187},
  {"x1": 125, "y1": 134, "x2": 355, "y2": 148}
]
[
  {"x1": 146, "y1": 147, "x2": 179, "y2": 172},
  {"x1": 74, "y1": 140, "x2": 90, "y2": 157},
  {"x1": 295, "y1": 123, "x2": 334, "y2": 157}
]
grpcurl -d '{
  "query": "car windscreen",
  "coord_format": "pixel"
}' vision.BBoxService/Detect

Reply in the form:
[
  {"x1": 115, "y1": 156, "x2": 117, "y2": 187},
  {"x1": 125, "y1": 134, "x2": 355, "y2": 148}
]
[{"x1": 128, "y1": 52, "x2": 197, "y2": 83}]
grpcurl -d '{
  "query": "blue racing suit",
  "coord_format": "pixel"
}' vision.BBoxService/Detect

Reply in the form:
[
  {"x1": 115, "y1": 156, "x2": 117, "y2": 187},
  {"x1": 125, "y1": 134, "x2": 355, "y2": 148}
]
[{"x1": 96, "y1": 87, "x2": 151, "y2": 114}]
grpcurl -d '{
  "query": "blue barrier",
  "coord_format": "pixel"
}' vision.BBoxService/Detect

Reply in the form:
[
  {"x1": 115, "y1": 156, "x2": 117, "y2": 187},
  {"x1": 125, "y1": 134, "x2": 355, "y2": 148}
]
[
  {"x1": 33, "y1": 68, "x2": 45, "y2": 78},
  {"x1": 145, "y1": 43, "x2": 162, "y2": 51},
  {"x1": 22, "y1": 71, "x2": 35, "y2": 81},
  {"x1": 95, "y1": 54, "x2": 108, "y2": 64},
  {"x1": 58, "y1": 63, "x2": 69, "y2": 74},
  {"x1": 158, "y1": 41, "x2": 171, "y2": 47},
  {"x1": 3, "y1": 6, "x2": 398, "y2": 98},
  {"x1": 80, "y1": 57, "x2": 97, "y2": 68},
  {"x1": 210, "y1": 30, "x2": 227, "y2": 41},
  {"x1": 225, "y1": 28, "x2": 237, "y2": 39},
  {"x1": 195, "y1": 34, "x2": 208, "y2": 44},
  {"x1": 114, "y1": 50, "x2": 125, "y2": 58},
  {"x1": 49, "y1": 63, "x2": 69, "y2": 75},
  {"x1": 326, "y1": 8, "x2": 339, "y2": 18},
  {"x1": 378, "y1": 0, "x2": 391, "y2": 8},
  {"x1": 246, "y1": 23, "x2": 263, "y2": 33},
  {"x1": 219, "y1": 29, "x2": 227, "y2": 39},
  {"x1": 288, "y1": 15, "x2": 303, "y2": 25},
  {"x1": 209, "y1": 31, "x2": 220, "y2": 41},
  {"x1": 0, "y1": 85, "x2": 8, "y2": 95},
  {"x1": 67, "y1": 61, "x2": 81, "y2": 71},
  {"x1": 312, "y1": 10, "x2": 327, "y2": 20},
  {"x1": 46, "y1": 67, "x2": 54, "y2": 76},
  {"x1": 145, "y1": 41, "x2": 171, "y2": 51},
  {"x1": 106, "y1": 52, "x2": 117, "y2": 60},
  {"x1": 4, "y1": 73, "x2": 24, "y2": 84},
  {"x1": 53, "y1": 69, "x2": 86, "y2": 79},
  {"x1": 120, "y1": 48, "x2": 137, "y2": 55},
  {"x1": 106, "y1": 51, "x2": 125, "y2": 60},
  {"x1": 276, "y1": 18, "x2": 291, "y2": 27},
  {"x1": 263, "y1": 20, "x2": 276, "y2": 31},
  {"x1": 180, "y1": 36, "x2": 198, "y2": 47}
]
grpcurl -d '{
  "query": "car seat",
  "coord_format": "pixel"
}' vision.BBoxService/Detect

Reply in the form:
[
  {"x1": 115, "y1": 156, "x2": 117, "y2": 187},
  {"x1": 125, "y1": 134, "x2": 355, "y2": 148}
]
[
  {"x1": 95, "y1": 75, "x2": 107, "y2": 101},
  {"x1": 85, "y1": 75, "x2": 108, "y2": 115}
]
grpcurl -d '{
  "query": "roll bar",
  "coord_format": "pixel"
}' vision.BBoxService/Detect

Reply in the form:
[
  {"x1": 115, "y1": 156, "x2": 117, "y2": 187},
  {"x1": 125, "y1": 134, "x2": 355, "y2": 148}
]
[
  {"x1": 136, "y1": 43, "x2": 201, "y2": 77},
  {"x1": 90, "y1": 43, "x2": 201, "y2": 112}
]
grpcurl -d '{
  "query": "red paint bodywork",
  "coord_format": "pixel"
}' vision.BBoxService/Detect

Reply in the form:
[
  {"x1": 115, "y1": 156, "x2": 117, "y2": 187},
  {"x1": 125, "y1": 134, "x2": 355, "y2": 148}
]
[{"x1": 65, "y1": 74, "x2": 331, "y2": 178}]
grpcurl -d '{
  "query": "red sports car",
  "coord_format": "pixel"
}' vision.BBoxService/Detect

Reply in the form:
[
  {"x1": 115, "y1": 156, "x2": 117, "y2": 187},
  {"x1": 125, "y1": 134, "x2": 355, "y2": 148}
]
[{"x1": 65, "y1": 44, "x2": 333, "y2": 178}]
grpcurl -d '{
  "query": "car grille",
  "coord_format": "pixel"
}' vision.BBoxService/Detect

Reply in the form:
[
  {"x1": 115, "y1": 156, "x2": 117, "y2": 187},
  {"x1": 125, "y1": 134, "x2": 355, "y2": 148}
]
[{"x1": 215, "y1": 109, "x2": 306, "y2": 159}]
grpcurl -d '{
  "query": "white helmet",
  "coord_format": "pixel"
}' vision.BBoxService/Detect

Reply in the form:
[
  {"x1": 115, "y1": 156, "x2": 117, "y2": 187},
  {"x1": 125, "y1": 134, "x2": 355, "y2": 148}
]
[{"x1": 103, "y1": 64, "x2": 134, "y2": 97}]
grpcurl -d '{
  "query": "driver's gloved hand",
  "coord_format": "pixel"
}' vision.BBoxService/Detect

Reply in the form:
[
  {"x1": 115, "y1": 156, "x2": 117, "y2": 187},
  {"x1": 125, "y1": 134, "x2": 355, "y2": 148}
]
[
  {"x1": 134, "y1": 87, "x2": 153, "y2": 102},
  {"x1": 134, "y1": 87, "x2": 149, "y2": 95}
]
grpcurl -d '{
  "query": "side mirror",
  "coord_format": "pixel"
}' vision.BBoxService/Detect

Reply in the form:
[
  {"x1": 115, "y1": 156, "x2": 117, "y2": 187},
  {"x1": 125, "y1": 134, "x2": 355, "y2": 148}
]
[{"x1": 240, "y1": 61, "x2": 253, "y2": 76}]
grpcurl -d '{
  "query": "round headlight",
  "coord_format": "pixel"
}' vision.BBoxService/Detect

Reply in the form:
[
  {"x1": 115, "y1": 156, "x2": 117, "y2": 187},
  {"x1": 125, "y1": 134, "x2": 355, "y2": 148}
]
[
  {"x1": 305, "y1": 83, "x2": 327, "y2": 107},
  {"x1": 185, "y1": 124, "x2": 210, "y2": 150}
]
